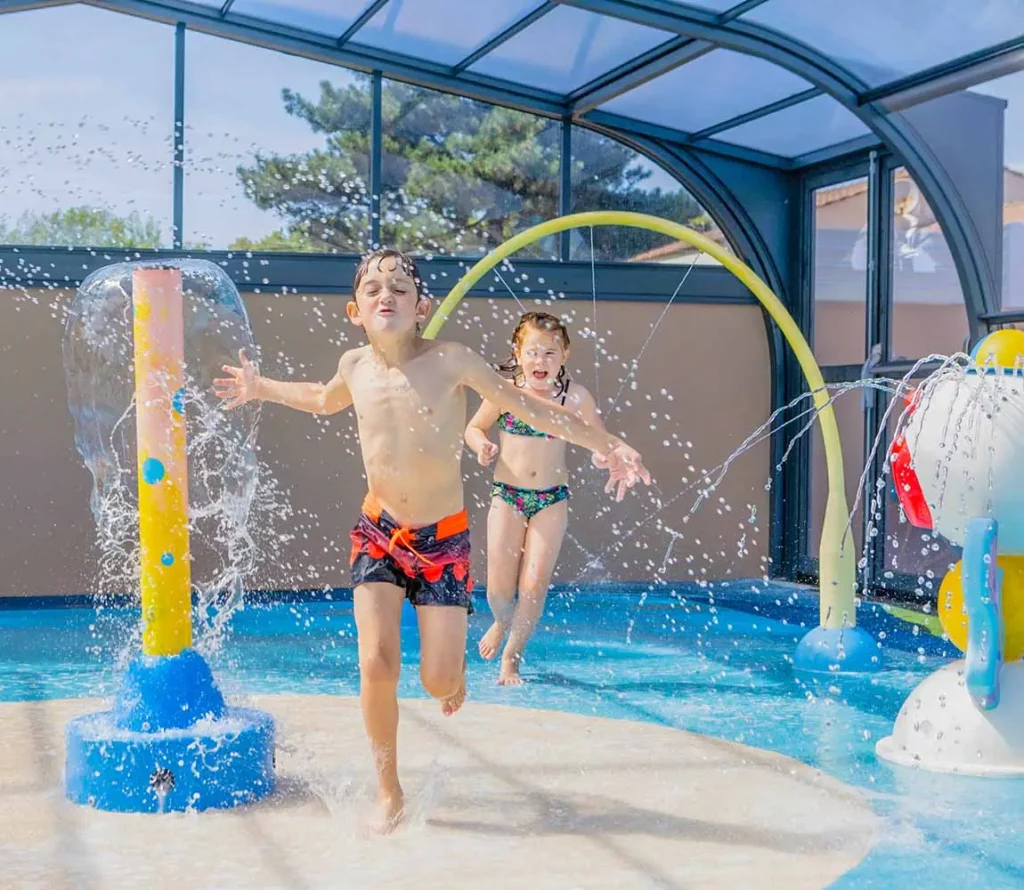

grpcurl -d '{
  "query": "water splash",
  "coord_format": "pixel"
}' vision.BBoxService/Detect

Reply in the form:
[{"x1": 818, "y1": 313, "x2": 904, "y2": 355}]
[{"x1": 61, "y1": 258, "x2": 289, "y2": 654}]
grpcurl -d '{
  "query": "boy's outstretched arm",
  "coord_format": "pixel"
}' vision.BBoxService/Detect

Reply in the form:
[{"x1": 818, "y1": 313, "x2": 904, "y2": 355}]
[
  {"x1": 215, "y1": 348, "x2": 353, "y2": 415},
  {"x1": 454, "y1": 344, "x2": 651, "y2": 498}
]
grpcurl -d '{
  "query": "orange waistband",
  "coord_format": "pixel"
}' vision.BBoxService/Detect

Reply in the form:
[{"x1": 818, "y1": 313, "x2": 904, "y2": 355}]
[{"x1": 361, "y1": 494, "x2": 468, "y2": 540}]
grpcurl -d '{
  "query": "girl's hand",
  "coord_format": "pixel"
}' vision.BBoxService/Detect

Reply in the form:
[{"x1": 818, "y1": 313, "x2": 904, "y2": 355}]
[
  {"x1": 591, "y1": 451, "x2": 609, "y2": 469},
  {"x1": 214, "y1": 348, "x2": 260, "y2": 409},
  {"x1": 476, "y1": 440, "x2": 499, "y2": 466}
]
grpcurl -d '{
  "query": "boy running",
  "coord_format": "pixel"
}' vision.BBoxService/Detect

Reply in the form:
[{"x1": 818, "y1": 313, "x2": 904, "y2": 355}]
[{"x1": 214, "y1": 249, "x2": 649, "y2": 832}]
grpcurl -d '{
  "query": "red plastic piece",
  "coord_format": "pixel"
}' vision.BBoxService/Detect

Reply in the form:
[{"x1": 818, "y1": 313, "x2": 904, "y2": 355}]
[{"x1": 889, "y1": 388, "x2": 933, "y2": 529}]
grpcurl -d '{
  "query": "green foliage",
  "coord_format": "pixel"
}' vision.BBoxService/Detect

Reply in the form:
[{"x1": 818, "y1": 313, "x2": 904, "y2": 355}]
[
  {"x1": 236, "y1": 80, "x2": 705, "y2": 259},
  {"x1": 0, "y1": 206, "x2": 164, "y2": 249}
]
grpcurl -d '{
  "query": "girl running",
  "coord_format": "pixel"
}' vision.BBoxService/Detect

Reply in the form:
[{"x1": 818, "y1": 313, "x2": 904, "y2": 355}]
[{"x1": 465, "y1": 311, "x2": 609, "y2": 685}]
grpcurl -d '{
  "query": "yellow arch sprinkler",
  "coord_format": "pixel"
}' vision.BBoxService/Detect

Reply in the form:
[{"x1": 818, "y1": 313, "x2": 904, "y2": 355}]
[
  {"x1": 425, "y1": 211, "x2": 879, "y2": 674},
  {"x1": 64, "y1": 263, "x2": 276, "y2": 813}
]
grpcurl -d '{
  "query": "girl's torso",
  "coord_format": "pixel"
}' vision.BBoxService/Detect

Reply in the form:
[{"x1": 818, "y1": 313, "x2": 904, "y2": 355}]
[{"x1": 493, "y1": 383, "x2": 574, "y2": 490}]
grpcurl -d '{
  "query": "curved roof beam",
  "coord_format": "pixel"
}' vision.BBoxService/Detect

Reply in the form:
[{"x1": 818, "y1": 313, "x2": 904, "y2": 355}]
[{"x1": 555, "y1": 0, "x2": 996, "y2": 332}]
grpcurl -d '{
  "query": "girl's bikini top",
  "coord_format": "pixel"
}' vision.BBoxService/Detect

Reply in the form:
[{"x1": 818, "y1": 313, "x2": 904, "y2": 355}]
[{"x1": 497, "y1": 383, "x2": 569, "y2": 439}]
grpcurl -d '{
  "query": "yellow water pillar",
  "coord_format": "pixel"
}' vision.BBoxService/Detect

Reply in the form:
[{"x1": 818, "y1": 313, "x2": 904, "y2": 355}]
[{"x1": 133, "y1": 268, "x2": 192, "y2": 656}]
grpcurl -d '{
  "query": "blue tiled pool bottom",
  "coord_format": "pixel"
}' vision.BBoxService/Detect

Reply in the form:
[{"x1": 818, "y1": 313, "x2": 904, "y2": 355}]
[{"x1": 1, "y1": 580, "x2": 1021, "y2": 889}]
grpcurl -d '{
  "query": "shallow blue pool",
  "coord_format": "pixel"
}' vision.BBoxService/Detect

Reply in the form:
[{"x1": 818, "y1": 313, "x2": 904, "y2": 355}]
[{"x1": 2, "y1": 580, "x2": 1021, "y2": 888}]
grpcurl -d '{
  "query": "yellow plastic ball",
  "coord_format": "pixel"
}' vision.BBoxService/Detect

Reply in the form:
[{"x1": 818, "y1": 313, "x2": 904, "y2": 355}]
[
  {"x1": 972, "y1": 328, "x2": 1024, "y2": 370},
  {"x1": 938, "y1": 556, "x2": 1024, "y2": 658}
]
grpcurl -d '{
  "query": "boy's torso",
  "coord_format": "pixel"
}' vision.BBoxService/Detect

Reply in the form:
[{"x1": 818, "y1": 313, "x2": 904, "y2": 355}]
[{"x1": 344, "y1": 342, "x2": 468, "y2": 526}]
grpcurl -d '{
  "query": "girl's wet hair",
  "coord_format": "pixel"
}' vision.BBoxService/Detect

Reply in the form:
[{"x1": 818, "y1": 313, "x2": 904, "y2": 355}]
[
  {"x1": 352, "y1": 248, "x2": 425, "y2": 299},
  {"x1": 497, "y1": 311, "x2": 571, "y2": 397}
]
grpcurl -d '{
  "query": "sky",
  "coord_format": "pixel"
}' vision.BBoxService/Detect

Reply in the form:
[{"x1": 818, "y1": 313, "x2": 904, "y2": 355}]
[{"x1": 0, "y1": 3, "x2": 1022, "y2": 249}]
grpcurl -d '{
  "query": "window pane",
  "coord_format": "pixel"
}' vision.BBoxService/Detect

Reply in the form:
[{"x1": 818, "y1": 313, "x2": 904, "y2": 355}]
[
  {"x1": 972, "y1": 71, "x2": 1024, "y2": 309},
  {"x1": 746, "y1": 0, "x2": 1024, "y2": 86},
  {"x1": 713, "y1": 95, "x2": 869, "y2": 158},
  {"x1": 890, "y1": 168, "x2": 968, "y2": 359},
  {"x1": 380, "y1": 81, "x2": 559, "y2": 258},
  {"x1": 0, "y1": 6, "x2": 173, "y2": 248},
  {"x1": 812, "y1": 178, "x2": 868, "y2": 364},
  {"x1": 184, "y1": 33, "x2": 371, "y2": 252},
  {"x1": 469, "y1": 6, "x2": 670, "y2": 93},
  {"x1": 569, "y1": 127, "x2": 721, "y2": 262},
  {"x1": 355, "y1": 0, "x2": 541, "y2": 66},
  {"x1": 230, "y1": 0, "x2": 369, "y2": 36},
  {"x1": 602, "y1": 49, "x2": 811, "y2": 134}
]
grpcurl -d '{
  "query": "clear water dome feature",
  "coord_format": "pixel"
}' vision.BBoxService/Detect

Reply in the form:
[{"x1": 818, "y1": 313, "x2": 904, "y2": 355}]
[{"x1": 63, "y1": 258, "x2": 262, "y2": 639}]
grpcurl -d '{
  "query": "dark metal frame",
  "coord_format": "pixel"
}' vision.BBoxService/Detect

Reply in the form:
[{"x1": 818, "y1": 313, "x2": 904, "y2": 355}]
[{"x1": 1, "y1": 0, "x2": 1014, "y2": 597}]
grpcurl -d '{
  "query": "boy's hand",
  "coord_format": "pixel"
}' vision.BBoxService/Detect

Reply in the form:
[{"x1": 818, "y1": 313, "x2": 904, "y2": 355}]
[
  {"x1": 214, "y1": 348, "x2": 260, "y2": 409},
  {"x1": 476, "y1": 440, "x2": 499, "y2": 467},
  {"x1": 602, "y1": 441, "x2": 652, "y2": 502}
]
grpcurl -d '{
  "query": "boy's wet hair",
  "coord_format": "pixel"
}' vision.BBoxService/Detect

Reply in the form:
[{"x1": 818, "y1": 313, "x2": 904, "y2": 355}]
[
  {"x1": 352, "y1": 248, "x2": 426, "y2": 299},
  {"x1": 497, "y1": 311, "x2": 571, "y2": 397}
]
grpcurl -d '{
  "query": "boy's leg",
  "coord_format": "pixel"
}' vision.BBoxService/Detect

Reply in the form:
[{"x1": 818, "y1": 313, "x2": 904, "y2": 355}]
[
  {"x1": 501, "y1": 501, "x2": 568, "y2": 685},
  {"x1": 479, "y1": 497, "x2": 528, "y2": 660},
  {"x1": 353, "y1": 581, "x2": 406, "y2": 826},
  {"x1": 417, "y1": 605, "x2": 469, "y2": 716}
]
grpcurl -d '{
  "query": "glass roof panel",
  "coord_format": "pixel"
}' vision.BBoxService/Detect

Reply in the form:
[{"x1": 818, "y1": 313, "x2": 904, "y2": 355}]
[
  {"x1": 469, "y1": 6, "x2": 671, "y2": 93},
  {"x1": 601, "y1": 48, "x2": 811, "y2": 134},
  {"x1": 713, "y1": 94, "x2": 869, "y2": 157},
  {"x1": 745, "y1": 0, "x2": 1024, "y2": 87},
  {"x1": 355, "y1": 0, "x2": 544, "y2": 65},
  {"x1": 230, "y1": 0, "x2": 369, "y2": 37}
]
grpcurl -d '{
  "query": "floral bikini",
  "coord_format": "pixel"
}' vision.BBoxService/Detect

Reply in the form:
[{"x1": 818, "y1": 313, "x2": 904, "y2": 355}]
[{"x1": 492, "y1": 385, "x2": 572, "y2": 520}]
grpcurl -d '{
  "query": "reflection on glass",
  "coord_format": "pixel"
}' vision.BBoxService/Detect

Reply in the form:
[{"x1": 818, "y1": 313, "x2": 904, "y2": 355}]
[
  {"x1": 812, "y1": 177, "x2": 868, "y2": 364},
  {"x1": 972, "y1": 71, "x2": 1024, "y2": 309},
  {"x1": 0, "y1": 6, "x2": 174, "y2": 248},
  {"x1": 569, "y1": 127, "x2": 717, "y2": 262},
  {"x1": 185, "y1": 33, "x2": 370, "y2": 251},
  {"x1": 889, "y1": 168, "x2": 967, "y2": 359},
  {"x1": 380, "y1": 81, "x2": 559, "y2": 258}
]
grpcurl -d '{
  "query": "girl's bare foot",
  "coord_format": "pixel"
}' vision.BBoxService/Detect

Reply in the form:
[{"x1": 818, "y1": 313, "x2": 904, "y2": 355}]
[
  {"x1": 373, "y1": 789, "x2": 405, "y2": 835},
  {"x1": 498, "y1": 655, "x2": 524, "y2": 686},
  {"x1": 478, "y1": 621, "x2": 509, "y2": 660},
  {"x1": 441, "y1": 665, "x2": 466, "y2": 716}
]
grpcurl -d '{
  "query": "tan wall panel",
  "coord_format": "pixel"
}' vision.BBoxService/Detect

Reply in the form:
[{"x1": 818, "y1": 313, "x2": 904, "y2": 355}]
[{"x1": 0, "y1": 287, "x2": 772, "y2": 597}]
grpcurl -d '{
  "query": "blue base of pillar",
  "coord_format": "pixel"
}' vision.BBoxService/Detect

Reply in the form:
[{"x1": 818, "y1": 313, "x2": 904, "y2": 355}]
[
  {"x1": 64, "y1": 648, "x2": 275, "y2": 813},
  {"x1": 793, "y1": 625, "x2": 882, "y2": 676}
]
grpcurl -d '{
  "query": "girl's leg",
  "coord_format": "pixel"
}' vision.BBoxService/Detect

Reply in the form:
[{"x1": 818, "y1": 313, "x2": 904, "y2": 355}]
[
  {"x1": 353, "y1": 581, "x2": 406, "y2": 831},
  {"x1": 500, "y1": 500, "x2": 568, "y2": 685},
  {"x1": 478, "y1": 496, "x2": 528, "y2": 660}
]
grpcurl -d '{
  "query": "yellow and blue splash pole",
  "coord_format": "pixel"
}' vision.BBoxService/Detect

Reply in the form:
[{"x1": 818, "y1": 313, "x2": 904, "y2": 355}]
[
  {"x1": 133, "y1": 267, "x2": 192, "y2": 657},
  {"x1": 64, "y1": 261, "x2": 275, "y2": 813}
]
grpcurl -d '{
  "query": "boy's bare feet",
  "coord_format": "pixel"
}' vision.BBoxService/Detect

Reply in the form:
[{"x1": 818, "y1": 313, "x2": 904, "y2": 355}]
[
  {"x1": 498, "y1": 655, "x2": 524, "y2": 686},
  {"x1": 441, "y1": 663, "x2": 466, "y2": 716},
  {"x1": 373, "y1": 789, "x2": 405, "y2": 835},
  {"x1": 478, "y1": 620, "x2": 510, "y2": 660}
]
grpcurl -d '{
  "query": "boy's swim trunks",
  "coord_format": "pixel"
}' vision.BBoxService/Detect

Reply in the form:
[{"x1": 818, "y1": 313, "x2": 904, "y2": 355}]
[{"x1": 349, "y1": 494, "x2": 474, "y2": 612}]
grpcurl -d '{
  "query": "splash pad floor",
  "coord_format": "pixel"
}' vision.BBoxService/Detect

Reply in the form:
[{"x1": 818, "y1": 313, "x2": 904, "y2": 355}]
[{"x1": 1, "y1": 694, "x2": 876, "y2": 890}]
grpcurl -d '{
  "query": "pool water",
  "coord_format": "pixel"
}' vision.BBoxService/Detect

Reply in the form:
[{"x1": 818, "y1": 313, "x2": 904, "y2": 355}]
[{"x1": 2, "y1": 580, "x2": 1022, "y2": 888}]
